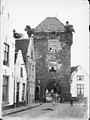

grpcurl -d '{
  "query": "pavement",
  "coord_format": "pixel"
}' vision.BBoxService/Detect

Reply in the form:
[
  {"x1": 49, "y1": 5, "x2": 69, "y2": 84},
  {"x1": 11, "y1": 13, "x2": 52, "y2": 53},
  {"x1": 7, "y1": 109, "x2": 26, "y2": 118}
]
[
  {"x1": 3, "y1": 102, "x2": 89, "y2": 120},
  {"x1": 2, "y1": 102, "x2": 90, "y2": 119},
  {"x1": 2, "y1": 103, "x2": 43, "y2": 116}
]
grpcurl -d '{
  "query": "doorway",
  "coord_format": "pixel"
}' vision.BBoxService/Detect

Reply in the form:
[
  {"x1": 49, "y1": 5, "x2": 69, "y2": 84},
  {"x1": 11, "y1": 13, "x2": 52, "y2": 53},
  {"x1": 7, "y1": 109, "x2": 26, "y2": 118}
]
[
  {"x1": 16, "y1": 82, "x2": 20, "y2": 107},
  {"x1": 35, "y1": 86, "x2": 40, "y2": 102}
]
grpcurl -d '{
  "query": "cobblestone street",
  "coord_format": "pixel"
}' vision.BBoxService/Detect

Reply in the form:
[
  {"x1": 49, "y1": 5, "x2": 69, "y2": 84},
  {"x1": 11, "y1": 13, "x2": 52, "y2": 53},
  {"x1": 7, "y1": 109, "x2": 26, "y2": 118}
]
[{"x1": 3, "y1": 102, "x2": 88, "y2": 120}]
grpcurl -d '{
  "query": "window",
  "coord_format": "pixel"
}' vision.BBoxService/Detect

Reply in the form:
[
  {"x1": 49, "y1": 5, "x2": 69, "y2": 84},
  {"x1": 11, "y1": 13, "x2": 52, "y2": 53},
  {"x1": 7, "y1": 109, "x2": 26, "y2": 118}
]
[
  {"x1": 2, "y1": 76, "x2": 9, "y2": 103},
  {"x1": 3, "y1": 43, "x2": 9, "y2": 66},
  {"x1": 22, "y1": 84, "x2": 25, "y2": 101},
  {"x1": 49, "y1": 66, "x2": 56, "y2": 72},
  {"x1": 77, "y1": 75, "x2": 84, "y2": 80},
  {"x1": 1, "y1": 6, "x2": 4, "y2": 14},
  {"x1": 32, "y1": 65, "x2": 34, "y2": 71},
  {"x1": 49, "y1": 47, "x2": 56, "y2": 52},
  {"x1": 77, "y1": 84, "x2": 84, "y2": 97},
  {"x1": 20, "y1": 67, "x2": 23, "y2": 77},
  {"x1": 17, "y1": 82, "x2": 20, "y2": 92},
  {"x1": 38, "y1": 80, "x2": 40, "y2": 84},
  {"x1": 31, "y1": 51, "x2": 33, "y2": 59},
  {"x1": 49, "y1": 48, "x2": 52, "y2": 51}
]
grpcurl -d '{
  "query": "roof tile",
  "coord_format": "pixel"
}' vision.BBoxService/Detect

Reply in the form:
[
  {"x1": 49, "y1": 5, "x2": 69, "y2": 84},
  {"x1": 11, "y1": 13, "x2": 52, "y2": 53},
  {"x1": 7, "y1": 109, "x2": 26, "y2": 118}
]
[
  {"x1": 35, "y1": 17, "x2": 65, "y2": 32},
  {"x1": 15, "y1": 39, "x2": 30, "y2": 62}
]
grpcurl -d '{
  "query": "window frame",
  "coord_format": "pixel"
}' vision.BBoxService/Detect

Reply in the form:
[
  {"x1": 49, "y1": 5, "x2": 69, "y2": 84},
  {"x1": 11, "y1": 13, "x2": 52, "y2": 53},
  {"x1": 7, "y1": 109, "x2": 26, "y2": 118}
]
[
  {"x1": 20, "y1": 67, "x2": 23, "y2": 77},
  {"x1": 77, "y1": 75, "x2": 84, "y2": 81},
  {"x1": 77, "y1": 84, "x2": 84, "y2": 97},
  {"x1": 3, "y1": 43, "x2": 9, "y2": 66},
  {"x1": 22, "y1": 83, "x2": 25, "y2": 101},
  {"x1": 2, "y1": 75, "x2": 9, "y2": 103}
]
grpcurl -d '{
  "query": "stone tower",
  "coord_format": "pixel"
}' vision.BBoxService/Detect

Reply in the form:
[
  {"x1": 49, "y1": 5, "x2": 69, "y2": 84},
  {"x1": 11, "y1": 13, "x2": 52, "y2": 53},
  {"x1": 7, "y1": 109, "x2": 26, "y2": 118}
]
[{"x1": 34, "y1": 17, "x2": 74, "y2": 101}]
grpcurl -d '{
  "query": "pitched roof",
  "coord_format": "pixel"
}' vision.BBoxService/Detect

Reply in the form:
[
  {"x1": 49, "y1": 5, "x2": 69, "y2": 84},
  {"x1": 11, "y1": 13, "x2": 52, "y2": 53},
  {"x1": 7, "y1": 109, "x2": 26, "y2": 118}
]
[
  {"x1": 15, "y1": 39, "x2": 30, "y2": 62},
  {"x1": 70, "y1": 65, "x2": 79, "y2": 74},
  {"x1": 34, "y1": 17, "x2": 65, "y2": 32}
]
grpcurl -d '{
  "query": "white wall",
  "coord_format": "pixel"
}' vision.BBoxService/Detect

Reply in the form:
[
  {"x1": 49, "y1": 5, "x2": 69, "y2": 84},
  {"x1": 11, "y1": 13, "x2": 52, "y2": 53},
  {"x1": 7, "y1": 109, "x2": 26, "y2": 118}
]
[
  {"x1": 0, "y1": 0, "x2": 4, "y2": 117},
  {"x1": 71, "y1": 66, "x2": 89, "y2": 98},
  {"x1": 1, "y1": 0, "x2": 15, "y2": 105},
  {"x1": 14, "y1": 50, "x2": 27, "y2": 102}
]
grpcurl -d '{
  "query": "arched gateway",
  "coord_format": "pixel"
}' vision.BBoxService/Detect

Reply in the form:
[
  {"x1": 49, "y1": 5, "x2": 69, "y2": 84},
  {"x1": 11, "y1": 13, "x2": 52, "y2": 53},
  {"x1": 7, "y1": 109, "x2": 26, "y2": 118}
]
[
  {"x1": 44, "y1": 79, "x2": 61, "y2": 95},
  {"x1": 34, "y1": 17, "x2": 74, "y2": 102}
]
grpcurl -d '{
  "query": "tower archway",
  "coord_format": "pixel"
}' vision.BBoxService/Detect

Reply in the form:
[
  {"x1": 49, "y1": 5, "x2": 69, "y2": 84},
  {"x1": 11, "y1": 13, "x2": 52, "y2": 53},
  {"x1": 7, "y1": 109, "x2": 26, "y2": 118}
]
[
  {"x1": 44, "y1": 81, "x2": 61, "y2": 95},
  {"x1": 43, "y1": 80, "x2": 63, "y2": 102}
]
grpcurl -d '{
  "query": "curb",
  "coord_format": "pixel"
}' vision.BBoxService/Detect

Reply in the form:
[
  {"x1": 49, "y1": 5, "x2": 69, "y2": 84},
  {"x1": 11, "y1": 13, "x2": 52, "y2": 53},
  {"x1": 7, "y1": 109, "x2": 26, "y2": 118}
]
[{"x1": 3, "y1": 103, "x2": 43, "y2": 117}]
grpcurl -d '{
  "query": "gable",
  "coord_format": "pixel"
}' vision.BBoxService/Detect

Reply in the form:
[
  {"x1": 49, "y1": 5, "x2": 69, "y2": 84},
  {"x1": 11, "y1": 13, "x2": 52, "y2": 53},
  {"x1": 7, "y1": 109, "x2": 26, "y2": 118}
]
[
  {"x1": 15, "y1": 50, "x2": 24, "y2": 65},
  {"x1": 71, "y1": 66, "x2": 88, "y2": 80},
  {"x1": 76, "y1": 67, "x2": 88, "y2": 76},
  {"x1": 71, "y1": 66, "x2": 78, "y2": 74}
]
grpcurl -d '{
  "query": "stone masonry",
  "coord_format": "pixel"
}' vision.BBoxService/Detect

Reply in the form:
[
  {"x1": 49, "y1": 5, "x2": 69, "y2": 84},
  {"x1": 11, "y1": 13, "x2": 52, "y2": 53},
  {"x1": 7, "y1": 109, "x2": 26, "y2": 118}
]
[{"x1": 34, "y1": 17, "x2": 74, "y2": 101}]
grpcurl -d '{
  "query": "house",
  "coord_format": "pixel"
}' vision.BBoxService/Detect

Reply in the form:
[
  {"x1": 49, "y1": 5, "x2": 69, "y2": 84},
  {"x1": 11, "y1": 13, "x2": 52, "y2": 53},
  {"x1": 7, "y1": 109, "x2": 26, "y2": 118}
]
[
  {"x1": 15, "y1": 36, "x2": 35, "y2": 105},
  {"x1": 70, "y1": 65, "x2": 89, "y2": 101},
  {"x1": 14, "y1": 50, "x2": 27, "y2": 107},
  {"x1": 0, "y1": 0, "x2": 4, "y2": 118},
  {"x1": 0, "y1": 0, "x2": 15, "y2": 110}
]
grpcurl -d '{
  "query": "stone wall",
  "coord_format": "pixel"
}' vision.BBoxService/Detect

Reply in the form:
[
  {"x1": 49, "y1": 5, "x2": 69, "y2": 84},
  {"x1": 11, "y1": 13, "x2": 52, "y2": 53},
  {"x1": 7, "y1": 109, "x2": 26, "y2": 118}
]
[{"x1": 34, "y1": 32, "x2": 72, "y2": 101}]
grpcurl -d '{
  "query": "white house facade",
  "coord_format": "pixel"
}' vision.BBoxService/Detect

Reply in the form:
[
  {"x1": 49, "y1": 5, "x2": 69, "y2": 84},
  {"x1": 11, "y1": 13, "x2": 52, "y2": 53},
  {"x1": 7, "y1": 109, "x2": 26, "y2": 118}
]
[
  {"x1": 15, "y1": 36, "x2": 36, "y2": 105},
  {"x1": 0, "y1": 0, "x2": 15, "y2": 110},
  {"x1": 70, "y1": 65, "x2": 89, "y2": 100},
  {"x1": 0, "y1": 0, "x2": 4, "y2": 118},
  {"x1": 14, "y1": 50, "x2": 27, "y2": 107}
]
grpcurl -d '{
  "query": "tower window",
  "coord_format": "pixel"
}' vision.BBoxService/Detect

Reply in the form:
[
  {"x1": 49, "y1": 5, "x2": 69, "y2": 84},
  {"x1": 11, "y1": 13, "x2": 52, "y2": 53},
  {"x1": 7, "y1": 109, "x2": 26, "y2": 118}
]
[
  {"x1": 50, "y1": 48, "x2": 52, "y2": 50},
  {"x1": 49, "y1": 67, "x2": 56, "y2": 72}
]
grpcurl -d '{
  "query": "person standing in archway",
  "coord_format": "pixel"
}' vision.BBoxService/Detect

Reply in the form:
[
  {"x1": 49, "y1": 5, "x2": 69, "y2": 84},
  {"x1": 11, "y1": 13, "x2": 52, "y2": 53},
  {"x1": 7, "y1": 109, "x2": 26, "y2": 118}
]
[
  {"x1": 60, "y1": 96, "x2": 63, "y2": 103},
  {"x1": 70, "y1": 97, "x2": 73, "y2": 106}
]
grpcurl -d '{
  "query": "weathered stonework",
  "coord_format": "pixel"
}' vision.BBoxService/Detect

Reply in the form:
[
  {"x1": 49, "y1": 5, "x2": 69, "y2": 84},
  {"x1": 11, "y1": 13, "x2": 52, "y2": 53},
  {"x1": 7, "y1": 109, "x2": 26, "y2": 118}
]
[{"x1": 34, "y1": 17, "x2": 74, "y2": 101}]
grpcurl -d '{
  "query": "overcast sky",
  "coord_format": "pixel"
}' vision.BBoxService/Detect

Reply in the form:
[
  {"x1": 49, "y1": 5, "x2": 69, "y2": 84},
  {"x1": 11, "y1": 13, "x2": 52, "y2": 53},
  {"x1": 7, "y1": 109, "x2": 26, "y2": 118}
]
[{"x1": 6, "y1": 0, "x2": 89, "y2": 74}]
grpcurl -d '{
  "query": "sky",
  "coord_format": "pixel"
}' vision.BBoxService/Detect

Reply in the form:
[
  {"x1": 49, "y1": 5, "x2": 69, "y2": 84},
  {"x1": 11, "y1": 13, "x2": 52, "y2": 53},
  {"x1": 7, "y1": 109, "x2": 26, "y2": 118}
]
[{"x1": 6, "y1": 0, "x2": 89, "y2": 74}]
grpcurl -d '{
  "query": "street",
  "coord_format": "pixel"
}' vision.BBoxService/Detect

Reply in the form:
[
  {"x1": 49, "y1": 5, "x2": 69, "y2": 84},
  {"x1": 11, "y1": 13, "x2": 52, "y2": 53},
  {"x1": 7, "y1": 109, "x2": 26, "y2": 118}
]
[{"x1": 3, "y1": 102, "x2": 87, "y2": 120}]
